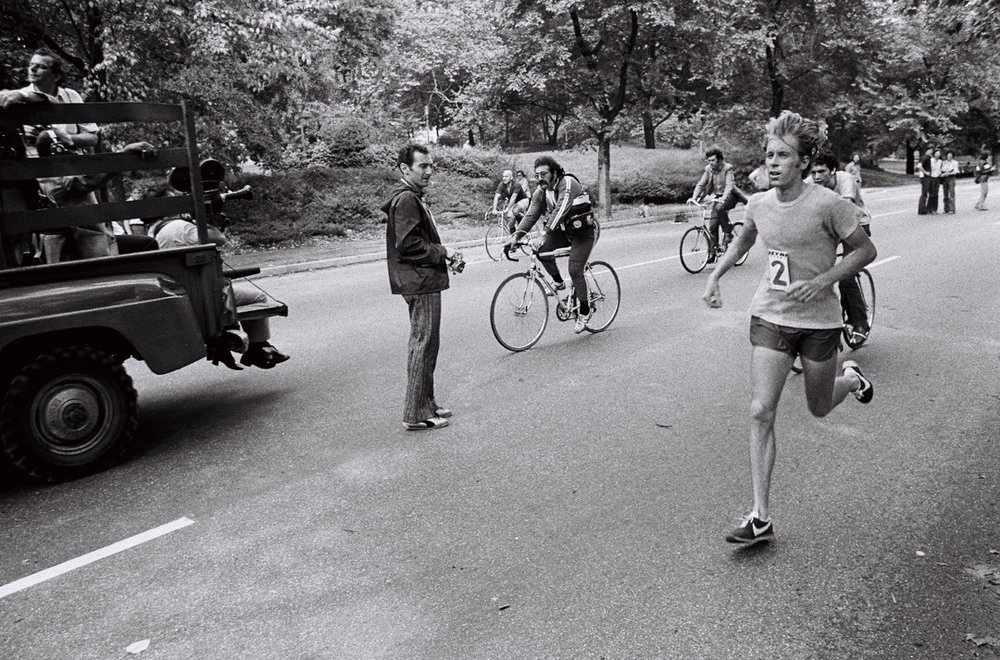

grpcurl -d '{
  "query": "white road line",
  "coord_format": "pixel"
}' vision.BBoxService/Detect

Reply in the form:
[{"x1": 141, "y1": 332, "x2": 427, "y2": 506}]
[
  {"x1": 615, "y1": 254, "x2": 681, "y2": 271},
  {"x1": 872, "y1": 210, "x2": 907, "y2": 218},
  {"x1": 0, "y1": 517, "x2": 195, "y2": 600},
  {"x1": 867, "y1": 255, "x2": 900, "y2": 269}
]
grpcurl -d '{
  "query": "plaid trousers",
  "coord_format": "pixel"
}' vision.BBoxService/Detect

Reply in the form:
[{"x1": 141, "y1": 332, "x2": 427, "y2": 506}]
[{"x1": 401, "y1": 292, "x2": 441, "y2": 423}]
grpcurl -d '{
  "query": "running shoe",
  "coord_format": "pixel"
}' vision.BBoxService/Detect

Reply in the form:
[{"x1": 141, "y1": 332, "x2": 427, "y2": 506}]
[
  {"x1": 842, "y1": 359, "x2": 873, "y2": 403},
  {"x1": 574, "y1": 308, "x2": 594, "y2": 334},
  {"x1": 726, "y1": 513, "x2": 774, "y2": 545},
  {"x1": 547, "y1": 281, "x2": 567, "y2": 297}
]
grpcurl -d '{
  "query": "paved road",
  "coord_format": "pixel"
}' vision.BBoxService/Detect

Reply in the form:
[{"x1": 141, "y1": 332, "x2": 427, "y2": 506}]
[{"x1": 2, "y1": 182, "x2": 999, "y2": 659}]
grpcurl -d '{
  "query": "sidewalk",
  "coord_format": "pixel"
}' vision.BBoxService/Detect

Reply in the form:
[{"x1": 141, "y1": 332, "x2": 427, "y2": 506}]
[{"x1": 225, "y1": 206, "x2": 685, "y2": 278}]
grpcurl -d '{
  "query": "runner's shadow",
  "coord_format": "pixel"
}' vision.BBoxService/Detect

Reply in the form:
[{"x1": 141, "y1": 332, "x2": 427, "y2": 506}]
[{"x1": 728, "y1": 541, "x2": 779, "y2": 563}]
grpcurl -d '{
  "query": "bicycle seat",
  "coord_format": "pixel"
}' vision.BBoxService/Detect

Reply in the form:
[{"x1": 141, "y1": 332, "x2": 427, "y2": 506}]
[{"x1": 538, "y1": 247, "x2": 572, "y2": 259}]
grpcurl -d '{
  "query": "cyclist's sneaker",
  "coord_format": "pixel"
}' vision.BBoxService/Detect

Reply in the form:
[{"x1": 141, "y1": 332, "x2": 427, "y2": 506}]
[
  {"x1": 725, "y1": 513, "x2": 774, "y2": 546},
  {"x1": 548, "y1": 281, "x2": 567, "y2": 297},
  {"x1": 573, "y1": 308, "x2": 594, "y2": 334},
  {"x1": 842, "y1": 359, "x2": 873, "y2": 403}
]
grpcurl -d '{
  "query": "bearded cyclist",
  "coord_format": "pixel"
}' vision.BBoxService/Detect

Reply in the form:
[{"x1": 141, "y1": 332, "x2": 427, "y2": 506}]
[
  {"x1": 689, "y1": 146, "x2": 748, "y2": 261},
  {"x1": 507, "y1": 155, "x2": 598, "y2": 334}
]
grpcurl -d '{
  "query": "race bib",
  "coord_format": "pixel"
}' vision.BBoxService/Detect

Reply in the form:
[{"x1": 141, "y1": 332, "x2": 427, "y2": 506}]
[{"x1": 768, "y1": 249, "x2": 790, "y2": 291}]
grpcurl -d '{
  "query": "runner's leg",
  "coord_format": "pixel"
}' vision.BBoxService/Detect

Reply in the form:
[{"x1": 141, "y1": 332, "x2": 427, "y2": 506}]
[
  {"x1": 801, "y1": 353, "x2": 859, "y2": 417},
  {"x1": 748, "y1": 346, "x2": 795, "y2": 520}
]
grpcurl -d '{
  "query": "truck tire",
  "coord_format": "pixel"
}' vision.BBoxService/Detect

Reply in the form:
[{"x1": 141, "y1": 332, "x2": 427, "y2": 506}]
[{"x1": 0, "y1": 346, "x2": 138, "y2": 482}]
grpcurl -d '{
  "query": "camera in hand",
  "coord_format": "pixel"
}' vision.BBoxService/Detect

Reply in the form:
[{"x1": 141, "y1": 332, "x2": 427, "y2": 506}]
[{"x1": 449, "y1": 251, "x2": 465, "y2": 274}]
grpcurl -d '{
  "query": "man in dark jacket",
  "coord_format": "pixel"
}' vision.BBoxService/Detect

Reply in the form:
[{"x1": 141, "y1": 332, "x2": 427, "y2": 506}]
[{"x1": 383, "y1": 143, "x2": 460, "y2": 431}]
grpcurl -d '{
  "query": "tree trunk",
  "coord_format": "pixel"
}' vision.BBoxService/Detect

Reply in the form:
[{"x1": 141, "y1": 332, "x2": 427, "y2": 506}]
[
  {"x1": 542, "y1": 116, "x2": 551, "y2": 143},
  {"x1": 905, "y1": 139, "x2": 915, "y2": 175},
  {"x1": 765, "y1": 43, "x2": 784, "y2": 118},
  {"x1": 503, "y1": 111, "x2": 510, "y2": 147},
  {"x1": 596, "y1": 131, "x2": 612, "y2": 220},
  {"x1": 642, "y1": 111, "x2": 655, "y2": 149},
  {"x1": 547, "y1": 116, "x2": 560, "y2": 147}
]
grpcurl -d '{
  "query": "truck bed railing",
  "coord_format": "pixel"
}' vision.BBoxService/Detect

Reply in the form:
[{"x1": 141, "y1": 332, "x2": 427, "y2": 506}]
[{"x1": 0, "y1": 100, "x2": 212, "y2": 268}]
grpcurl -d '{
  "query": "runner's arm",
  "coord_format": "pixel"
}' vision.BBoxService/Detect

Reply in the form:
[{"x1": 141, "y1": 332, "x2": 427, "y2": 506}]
[
  {"x1": 703, "y1": 220, "x2": 758, "y2": 308},
  {"x1": 787, "y1": 226, "x2": 876, "y2": 303}
]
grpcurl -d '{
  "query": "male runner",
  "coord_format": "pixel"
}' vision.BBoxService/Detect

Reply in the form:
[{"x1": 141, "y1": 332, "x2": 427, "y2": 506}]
[{"x1": 702, "y1": 111, "x2": 877, "y2": 546}]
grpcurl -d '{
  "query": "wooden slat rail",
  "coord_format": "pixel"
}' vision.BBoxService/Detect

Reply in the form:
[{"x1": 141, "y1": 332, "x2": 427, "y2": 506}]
[
  {"x1": 3, "y1": 196, "x2": 196, "y2": 234},
  {"x1": 0, "y1": 147, "x2": 189, "y2": 181},
  {"x1": 0, "y1": 102, "x2": 183, "y2": 126},
  {"x1": 0, "y1": 100, "x2": 210, "y2": 264}
]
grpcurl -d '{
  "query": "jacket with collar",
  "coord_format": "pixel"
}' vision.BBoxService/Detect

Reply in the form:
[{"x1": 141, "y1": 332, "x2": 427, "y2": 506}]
[{"x1": 382, "y1": 180, "x2": 449, "y2": 295}]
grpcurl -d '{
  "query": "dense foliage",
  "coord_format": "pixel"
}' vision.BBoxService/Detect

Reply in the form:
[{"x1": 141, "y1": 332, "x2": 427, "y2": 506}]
[{"x1": 3, "y1": 0, "x2": 1000, "y2": 231}]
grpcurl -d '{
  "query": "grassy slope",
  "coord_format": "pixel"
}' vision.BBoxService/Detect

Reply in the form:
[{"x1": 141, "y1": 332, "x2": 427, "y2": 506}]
[{"x1": 510, "y1": 146, "x2": 705, "y2": 188}]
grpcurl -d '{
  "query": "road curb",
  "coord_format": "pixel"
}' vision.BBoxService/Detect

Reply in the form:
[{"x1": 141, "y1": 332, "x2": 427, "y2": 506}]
[{"x1": 254, "y1": 212, "x2": 678, "y2": 278}]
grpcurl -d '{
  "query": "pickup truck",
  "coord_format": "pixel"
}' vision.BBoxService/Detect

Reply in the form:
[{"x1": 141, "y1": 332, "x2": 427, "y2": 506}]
[{"x1": 0, "y1": 100, "x2": 287, "y2": 482}]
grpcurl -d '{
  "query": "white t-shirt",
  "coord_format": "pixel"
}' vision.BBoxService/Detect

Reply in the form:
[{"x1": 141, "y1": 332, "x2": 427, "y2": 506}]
[
  {"x1": 828, "y1": 171, "x2": 869, "y2": 226},
  {"x1": 153, "y1": 219, "x2": 200, "y2": 249},
  {"x1": 746, "y1": 185, "x2": 864, "y2": 329}
]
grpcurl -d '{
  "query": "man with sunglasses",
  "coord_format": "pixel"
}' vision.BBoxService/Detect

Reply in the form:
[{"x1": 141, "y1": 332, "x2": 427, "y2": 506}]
[{"x1": 509, "y1": 156, "x2": 597, "y2": 334}]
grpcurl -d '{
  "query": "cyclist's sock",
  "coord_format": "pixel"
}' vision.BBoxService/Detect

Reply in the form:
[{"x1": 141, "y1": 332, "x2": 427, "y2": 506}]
[{"x1": 579, "y1": 299, "x2": 590, "y2": 316}]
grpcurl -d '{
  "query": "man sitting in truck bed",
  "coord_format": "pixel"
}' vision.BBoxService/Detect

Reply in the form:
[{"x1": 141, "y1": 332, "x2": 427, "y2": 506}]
[{"x1": 34, "y1": 130, "x2": 161, "y2": 262}]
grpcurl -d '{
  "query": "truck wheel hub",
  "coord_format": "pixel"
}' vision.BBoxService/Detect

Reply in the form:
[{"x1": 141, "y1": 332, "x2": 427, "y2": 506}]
[{"x1": 41, "y1": 386, "x2": 101, "y2": 442}]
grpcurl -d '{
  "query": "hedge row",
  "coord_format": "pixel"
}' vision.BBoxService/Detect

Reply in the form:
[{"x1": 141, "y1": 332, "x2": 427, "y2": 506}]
[
  {"x1": 222, "y1": 144, "x2": 759, "y2": 247},
  {"x1": 227, "y1": 147, "x2": 506, "y2": 245}
]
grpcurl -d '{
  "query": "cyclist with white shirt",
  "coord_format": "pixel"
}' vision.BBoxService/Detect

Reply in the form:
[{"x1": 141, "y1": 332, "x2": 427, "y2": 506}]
[{"x1": 810, "y1": 150, "x2": 872, "y2": 344}]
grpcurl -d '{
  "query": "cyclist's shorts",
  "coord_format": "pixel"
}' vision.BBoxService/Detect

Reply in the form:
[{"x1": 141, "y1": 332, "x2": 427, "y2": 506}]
[{"x1": 749, "y1": 316, "x2": 840, "y2": 361}]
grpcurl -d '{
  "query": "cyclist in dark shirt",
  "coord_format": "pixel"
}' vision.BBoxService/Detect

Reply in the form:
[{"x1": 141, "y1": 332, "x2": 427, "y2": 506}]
[{"x1": 492, "y1": 169, "x2": 529, "y2": 232}]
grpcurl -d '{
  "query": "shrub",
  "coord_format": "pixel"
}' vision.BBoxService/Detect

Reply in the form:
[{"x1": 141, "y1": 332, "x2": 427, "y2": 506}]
[
  {"x1": 430, "y1": 145, "x2": 514, "y2": 179},
  {"x1": 611, "y1": 171, "x2": 698, "y2": 204},
  {"x1": 224, "y1": 163, "x2": 497, "y2": 246}
]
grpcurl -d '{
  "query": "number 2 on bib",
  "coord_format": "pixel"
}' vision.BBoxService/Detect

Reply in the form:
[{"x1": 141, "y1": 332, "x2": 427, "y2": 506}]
[{"x1": 768, "y1": 250, "x2": 790, "y2": 291}]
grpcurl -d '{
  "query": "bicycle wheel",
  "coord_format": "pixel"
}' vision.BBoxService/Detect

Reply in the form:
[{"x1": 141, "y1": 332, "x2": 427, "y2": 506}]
[
  {"x1": 485, "y1": 224, "x2": 509, "y2": 262},
  {"x1": 490, "y1": 273, "x2": 549, "y2": 351},
  {"x1": 843, "y1": 268, "x2": 875, "y2": 349},
  {"x1": 583, "y1": 260, "x2": 620, "y2": 333},
  {"x1": 680, "y1": 227, "x2": 711, "y2": 273},
  {"x1": 731, "y1": 222, "x2": 749, "y2": 266}
]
